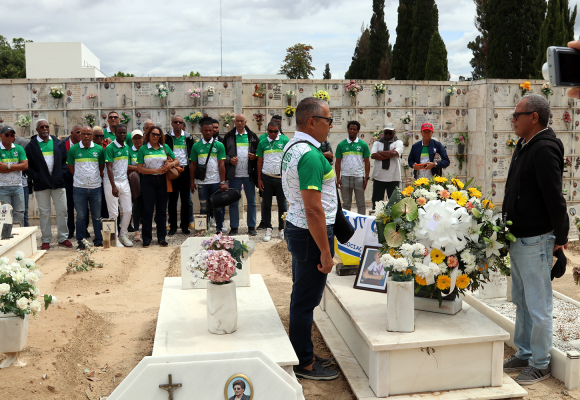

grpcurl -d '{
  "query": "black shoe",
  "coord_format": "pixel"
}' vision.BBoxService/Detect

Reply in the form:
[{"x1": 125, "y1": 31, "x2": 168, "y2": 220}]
[
  {"x1": 127, "y1": 224, "x2": 134, "y2": 233},
  {"x1": 168, "y1": 229, "x2": 177, "y2": 236},
  {"x1": 159, "y1": 240, "x2": 169, "y2": 247},
  {"x1": 77, "y1": 243, "x2": 86, "y2": 250},
  {"x1": 248, "y1": 228, "x2": 258, "y2": 236},
  {"x1": 294, "y1": 362, "x2": 339, "y2": 381},
  {"x1": 68, "y1": 232, "x2": 75, "y2": 239},
  {"x1": 94, "y1": 242, "x2": 103, "y2": 247},
  {"x1": 228, "y1": 228, "x2": 239, "y2": 236},
  {"x1": 515, "y1": 365, "x2": 551, "y2": 385},
  {"x1": 182, "y1": 228, "x2": 191, "y2": 235},
  {"x1": 503, "y1": 355, "x2": 528, "y2": 372},
  {"x1": 314, "y1": 354, "x2": 336, "y2": 368},
  {"x1": 143, "y1": 242, "x2": 151, "y2": 248},
  {"x1": 256, "y1": 222, "x2": 267, "y2": 230}
]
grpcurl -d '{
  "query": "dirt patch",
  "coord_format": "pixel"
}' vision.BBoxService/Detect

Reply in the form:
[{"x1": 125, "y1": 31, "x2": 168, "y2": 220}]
[{"x1": 165, "y1": 247, "x2": 181, "y2": 278}]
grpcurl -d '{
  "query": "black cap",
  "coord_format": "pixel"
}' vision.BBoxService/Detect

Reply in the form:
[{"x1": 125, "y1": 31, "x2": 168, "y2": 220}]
[{"x1": 0, "y1": 126, "x2": 15, "y2": 135}]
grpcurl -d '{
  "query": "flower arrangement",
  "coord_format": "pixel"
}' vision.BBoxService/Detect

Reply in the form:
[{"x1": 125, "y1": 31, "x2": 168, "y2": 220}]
[
  {"x1": 284, "y1": 106, "x2": 296, "y2": 117},
  {"x1": 446, "y1": 85, "x2": 456, "y2": 97},
  {"x1": 496, "y1": 255, "x2": 511, "y2": 277},
  {"x1": 86, "y1": 93, "x2": 97, "y2": 99},
  {"x1": 313, "y1": 90, "x2": 330, "y2": 101},
  {"x1": 345, "y1": 80, "x2": 362, "y2": 98},
  {"x1": 184, "y1": 111, "x2": 203, "y2": 125},
  {"x1": 49, "y1": 86, "x2": 64, "y2": 99},
  {"x1": 66, "y1": 239, "x2": 103, "y2": 273},
  {"x1": 15, "y1": 114, "x2": 31, "y2": 128},
  {"x1": 541, "y1": 82, "x2": 553, "y2": 97},
  {"x1": 375, "y1": 176, "x2": 515, "y2": 305},
  {"x1": 401, "y1": 112, "x2": 413, "y2": 125},
  {"x1": 205, "y1": 86, "x2": 215, "y2": 95},
  {"x1": 372, "y1": 81, "x2": 386, "y2": 95},
  {"x1": 253, "y1": 112, "x2": 265, "y2": 127},
  {"x1": 285, "y1": 90, "x2": 296, "y2": 98},
  {"x1": 520, "y1": 81, "x2": 531, "y2": 97},
  {"x1": 456, "y1": 153, "x2": 467, "y2": 169},
  {"x1": 120, "y1": 111, "x2": 132, "y2": 124},
  {"x1": 84, "y1": 113, "x2": 96, "y2": 127},
  {"x1": 188, "y1": 88, "x2": 201, "y2": 98},
  {"x1": 187, "y1": 233, "x2": 251, "y2": 285},
  {"x1": 506, "y1": 138, "x2": 517, "y2": 150},
  {"x1": 454, "y1": 132, "x2": 468, "y2": 145},
  {"x1": 253, "y1": 84, "x2": 266, "y2": 99},
  {"x1": 155, "y1": 84, "x2": 170, "y2": 98},
  {"x1": 220, "y1": 111, "x2": 235, "y2": 128},
  {"x1": 563, "y1": 111, "x2": 572, "y2": 123},
  {"x1": 1, "y1": 251, "x2": 56, "y2": 319}
]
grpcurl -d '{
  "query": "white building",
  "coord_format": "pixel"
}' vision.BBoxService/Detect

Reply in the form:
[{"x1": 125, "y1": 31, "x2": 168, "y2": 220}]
[{"x1": 25, "y1": 42, "x2": 106, "y2": 79}]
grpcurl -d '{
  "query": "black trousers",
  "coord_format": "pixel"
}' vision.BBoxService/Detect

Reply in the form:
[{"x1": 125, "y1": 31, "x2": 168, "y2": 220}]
[
  {"x1": 168, "y1": 167, "x2": 191, "y2": 231},
  {"x1": 261, "y1": 174, "x2": 287, "y2": 229},
  {"x1": 65, "y1": 181, "x2": 75, "y2": 235},
  {"x1": 141, "y1": 175, "x2": 168, "y2": 244},
  {"x1": 371, "y1": 179, "x2": 400, "y2": 210}
]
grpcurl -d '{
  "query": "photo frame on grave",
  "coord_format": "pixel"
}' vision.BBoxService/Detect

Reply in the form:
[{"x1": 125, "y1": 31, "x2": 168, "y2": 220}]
[
  {"x1": 0, "y1": 203, "x2": 14, "y2": 239},
  {"x1": 224, "y1": 374, "x2": 253, "y2": 400},
  {"x1": 353, "y1": 245, "x2": 388, "y2": 293}
]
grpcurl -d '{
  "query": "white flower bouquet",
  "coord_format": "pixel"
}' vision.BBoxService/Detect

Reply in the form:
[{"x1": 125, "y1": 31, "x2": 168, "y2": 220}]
[
  {"x1": 205, "y1": 86, "x2": 215, "y2": 95},
  {"x1": 15, "y1": 114, "x2": 32, "y2": 128},
  {"x1": 49, "y1": 86, "x2": 64, "y2": 99},
  {"x1": 401, "y1": 112, "x2": 413, "y2": 125},
  {"x1": 285, "y1": 90, "x2": 296, "y2": 98},
  {"x1": 0, "y1": 252, "x2": 56, "y2": 319},
  {"x1": 446, "y1": 84, "x2": 456, "y2": 97},
  {"x1": 155, "y1": 84, "x2": 170, "y2": 98},
  {"x1": 372, "y1": 81, "x2": 386, "y2": 95}
]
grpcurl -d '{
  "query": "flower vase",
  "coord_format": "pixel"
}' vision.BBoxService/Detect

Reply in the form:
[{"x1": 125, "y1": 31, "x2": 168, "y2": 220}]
[
  {"x1": 350, "y1": 96, "x2": 356, "y2": 107},
  {"x1": 208, "y1": 94, "x2": 214, "y2": 103},
  {"x1": 0, "y1": 313, "x2": 30, "y2": 368},
  {"x1": 376, "y1": 94, "x2": 382, "y2": 107},
  {"x1": 207, "y1": 281, "x2": 238, "y2": 334},
  {"x1": 403, "y1": 135, "x2": 410, "y2": 147},
  {"x1": 91, "y1": 99, "x2": 96, "y2": 108},
  {"x1": 566, "y1": 122, "x2": 571, "y2": 131},
  {"x1": 53, "y1": 98, "x2": 60, "y2": 108},
  {"x1": 287, "y1": 97, "x2": 292, "y2": 106},
  {"x1": 287, "y1": 117, "x2": 292, "y2": 126},
  {"x1": 386, "y1": 278, "x2": 414, "y2": 333},
  {"x1": 257, "y1": 123, "x2": 262, "y2": 131},
  {"x1": 404, "y1": 123, "x2": 410, "y2": 131},
  {"x1": 444, "y1": 96, "x2": 450, "y2": 107},
  {"x1": 457, "y1": 144, "x2": 465, "y2": 154},
  {"x1": 506, "y1": 275, "x2": 512, "y2": 302}
]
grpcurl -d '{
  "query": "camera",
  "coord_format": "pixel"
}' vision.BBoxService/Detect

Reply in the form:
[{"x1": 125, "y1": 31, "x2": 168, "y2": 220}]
[{"x1": 542, "y1": 46, "x2": 580, "y2": 87}]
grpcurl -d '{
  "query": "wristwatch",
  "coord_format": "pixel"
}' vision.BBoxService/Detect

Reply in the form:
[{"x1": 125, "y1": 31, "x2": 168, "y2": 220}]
[
  {"x1": 7, "y1": 164, "x2": 11, "y2": 169},
  {"x1": 220, "y1": 181, "x2": 227, "y2": 185}
]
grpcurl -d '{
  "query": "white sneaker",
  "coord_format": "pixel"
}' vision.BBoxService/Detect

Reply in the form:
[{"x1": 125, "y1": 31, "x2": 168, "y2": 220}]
[
  {"x1": 278, "y1": 229, "x2": 284, "y2": 240},
  {"x1": 116, "y1": 238, "x2": 124, "y2": 247},
  {"x1": 263, "y1": 228, "x2": 273, "y2": 242},
  {"x1": 210, "y1": 218, "x2": 216, "y2": 227},
  {"x1": 221, "y1": 227, "x2": 228, "y2": 233},
  {"x1": 119, "y1": 235, "x2": 134, "y2": 247}
]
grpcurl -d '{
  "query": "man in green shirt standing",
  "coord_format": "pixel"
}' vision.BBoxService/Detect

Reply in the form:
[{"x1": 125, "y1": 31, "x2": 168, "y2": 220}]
[
  {"x1": 335, "y1": 121, "x2": 370, "y2": 215},
  {"x1": 0, "y1": 126, "x2": 28, "y2": 225}
]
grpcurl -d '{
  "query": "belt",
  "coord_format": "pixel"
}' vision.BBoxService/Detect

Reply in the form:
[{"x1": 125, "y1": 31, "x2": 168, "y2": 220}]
[{"x1": 262, "y1": 172, "x2": 281, "y2": 178}]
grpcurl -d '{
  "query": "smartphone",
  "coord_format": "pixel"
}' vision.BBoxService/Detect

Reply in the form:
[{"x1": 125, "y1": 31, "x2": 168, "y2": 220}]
[
  {"x1": 415, "y1": 163, "x2": 427, "y2": 170},
  {"x1": 543, "y1": 46, "x2": 580, "y2": 87}
]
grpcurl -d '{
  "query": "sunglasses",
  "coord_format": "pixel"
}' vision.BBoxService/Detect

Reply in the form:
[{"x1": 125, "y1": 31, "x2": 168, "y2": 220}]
[
  {"x1": 150, "y1": 133, "x2": 162, "y2": 137},
  {"x1": 268, "y1": 130, "x2": 279, "y2": 134},
  {"x1": 512, "y1": 111, "x2": 534, "y2": 121},
  {"x1": 312, "y1": 116, "x2": 333, "y2": 125},
  {"x1": 172, "y1": 121, "x2": 184, "y2": 124},
  {"x1": 108, "y1": 116, "x2": 119, "y2": 119},
  {"x1": 3, "y1": 133, "x2": 15, "y2": 137},
  {"x1": 93, "y1": 134, "x2": 104, "y2": 138}
]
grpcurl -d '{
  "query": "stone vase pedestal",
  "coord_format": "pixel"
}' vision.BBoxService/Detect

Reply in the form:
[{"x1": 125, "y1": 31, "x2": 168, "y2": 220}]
[
  {"x1": 0, "y1": 313, "x2": 30, "y2": 368},
  {"x1": 404, "y1": 123, "x2": 410, "y2": 131},
  {"x1": 506, "y1": 275, "x2": 512, "y2": 302},
  {"x1": 350, "y1": 96, "x2": 356, "y2": 106},
  {"x1": 207, "y1": 94, "x2": 214, "y2": 103},
  {"x1": 386, "y1": 278, "x2": 414, "y2": 333},
  {"x1": 160, "y1": 97, "x2": 167, "y2": 107},
  {"x1": 207, "y1": 281, "x2": 238, "y2": 334}
]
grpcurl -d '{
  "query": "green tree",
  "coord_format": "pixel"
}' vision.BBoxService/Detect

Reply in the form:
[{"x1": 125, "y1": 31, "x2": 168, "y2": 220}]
[
  {"x1": 365, "y1": 0, "x2": 392, "y2": 79},
  {"x1": 563, "y1": 0, "x2": 578, "y2": 42},
  {"x1": 391, "y1": 0, "x2": 415, "y2": 80},
  {"x1": 183, "y1": 71, "x2": 201, "y2": 77},
  {"x1": 378, "y1": 53, "x2": 390, "y2": 79},
  {"x1": 486, "y1": 0, "x2": 546, "y2": 79},
  {"x1": 408, "y1": 0, "x2": 439, "y2": 80},
  {"x1": 279, "y1": 43, "x2": 315, "y2": 79},
  {"x1": 0, "y1": 36, "x2": 30, "y2": 79},
  {"x1": 323, "y1": 63, "x2": 332, "y2": 79},
  {"x1": 345, "y1": 24, "x2": 371, "y2": 79},
  {"x1": 112, "y1": 71, "x2": 135, "y2": 77},
  {"x1": 424, "y1": 32, "x2": 449, "y2": 80},
  {"x1": 467, "y1": 0, "x2": 489, "y2": 79}
]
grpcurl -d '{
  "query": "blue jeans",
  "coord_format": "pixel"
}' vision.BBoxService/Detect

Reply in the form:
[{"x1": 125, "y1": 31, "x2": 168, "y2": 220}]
[
  {"x1": 229, "y1": 177, "x2": 256, "y2": 229},
  {"x1": 285, "y1": 221, "x2": 335, "y2": 367},
  {"x1": 23, "y1": 186, "x2": 29, "y2": 227},
  {"x1": 198, "y1": 183, "x2": 224, "y2": 231},
  {"x1": 0, "y1": 186, "x2": 25, "y2": 224},
  {"x1": 73, "y1": 187, "x2": 103, "y2": 246},
  {"x1": 510, "y1": 231, "x2": 555, "y2": 369}
]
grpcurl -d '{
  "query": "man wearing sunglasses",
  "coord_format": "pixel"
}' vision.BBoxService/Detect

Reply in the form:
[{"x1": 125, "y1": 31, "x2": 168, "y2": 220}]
[
  {"x1": 103, "y1": 111, "x2": 120, "y2": 142},
  {"x1": 165, "y1": 115, "x2": 194, "y2": 235},
  {"x1": 0, "y1": 126, "x2": 28, "y2": 226},
  {"x1": 25, "y1": 119, "x2": 72, "y2": 250},
  {"x1": 502, "y1": 94, "x2": 569, "y2": 385}
]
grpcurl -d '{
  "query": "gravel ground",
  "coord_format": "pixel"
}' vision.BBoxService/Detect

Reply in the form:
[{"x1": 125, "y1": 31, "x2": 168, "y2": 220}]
[{"x1": 484, "y1": 297, "x2": 580, "y2": 352}]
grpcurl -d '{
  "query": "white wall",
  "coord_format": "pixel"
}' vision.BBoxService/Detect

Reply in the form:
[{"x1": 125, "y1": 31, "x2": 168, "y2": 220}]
[{"x1": 25, "y1": 42, "x2": 106, "y2": 79}]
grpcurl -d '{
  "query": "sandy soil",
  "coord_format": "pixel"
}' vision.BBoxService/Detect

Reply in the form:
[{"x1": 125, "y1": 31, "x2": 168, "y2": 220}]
[{"x1": 0, "y1": 229, "x2": 579, "y2": 400}]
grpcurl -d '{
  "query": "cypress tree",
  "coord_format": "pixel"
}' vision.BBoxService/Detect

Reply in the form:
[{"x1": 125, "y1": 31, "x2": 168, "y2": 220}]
[
  {"x1": 467, "y1": 0, "x2": 489, "y2": 79},
  {"x1": 486, "y1": 0, "x2": 546, "y2": 79},
  {"x1": 408, "y1": 0, "x2": 439, "y2": 80},
  {"x1": 365, "y1": 0, "x2": 392, "y2": 79},
  {"x1": 534, "y1": 0, "x2": 568, "y2": 78},
  {"x1": 563, "y1": 0, "x2": 578, "y2": 42},
  {"x1": 424, "y1": 31, "x2": 449, "y2": 80},
  {"x1": 391, "y1": 0, "x2": 415, "y2": 80},
  {"x1": 323, "y1": 63, "x2": 332, "y2": 79},
  {"x1": 345, "y1": 24, "x2": 371, "y2": 79}
]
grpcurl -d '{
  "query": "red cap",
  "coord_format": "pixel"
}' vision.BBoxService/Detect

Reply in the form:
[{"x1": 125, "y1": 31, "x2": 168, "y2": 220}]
[{"x1": 421, "y1": 123, "x2": 434, "y2": 132}]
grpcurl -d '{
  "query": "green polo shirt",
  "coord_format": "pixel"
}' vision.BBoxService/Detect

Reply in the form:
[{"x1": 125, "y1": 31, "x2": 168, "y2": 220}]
[
  {"x1": 37, "y1": 137, "x2": 55, "y2": 174},
  {"x1": 335, "y1": 138, "x2": 370, "y2": 177},
  {"x1": 172, "y1": 133, "x2": 188, "y2": 166},
  {"x1": 189, "y1": 139, "x2": 226, "y2": 184},
  {"x1": 128, "y1": 145, "x2": 140, "y2": 166},
  {"x1": 104, "y1": 140, "x2": 130, "y2": 183},
  {"x1": 136, "y1": 143, "x2": 175, "y2": 174},
  {"x1": 0, "y1": 143, "x2": 27, "y2": 187},
  {"x1": 66, "y1": 142, "x2": 105, "y2": 189},
  {"x1": 256, "y1": 135, "x2": 289, "y2": 175},
  {"x1": 104, "y1": 128, "x2": 132, "y2": 146}
]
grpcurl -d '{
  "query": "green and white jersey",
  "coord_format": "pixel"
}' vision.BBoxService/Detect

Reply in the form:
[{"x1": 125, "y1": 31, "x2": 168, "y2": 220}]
[
  {"x1": 128, "y1": 145, "x2": 140, "y2": 166},
  {"x1": 169, "y1": 131, "x2": 189, "y2": 167},
  {"x1": 66, "y1": 142, "x2": 105, "y2": 189},
  {"x1": 37, "y1": 136, "x2": 54, "y2": 175},
  {"x1": 235, "y1": 131, "x2": 249, "y2": 178},
  {"x1": 189, "y1": 138, "x2": 226, "y2": 185},
  {"x1": 104, "y1": 140, "x2": 129, "y2": 183},
  {"x1": 257, "y1": 134, "x2": 289, "y2": 175},
  {"x1": 136, "y1": 143, "x2": 175, "y2": 174},
  {"x1": 0, "y1": 143, "x2": 27, "y2": 187},
  {"x1": 104, "y1": 127, "x2": 132, "y2": 146},
  {"x1": 282, "y1": 132, "x2": 338, "y2": 229},
  {"x1": 335, "y1": 137, "x2": 370, "y2": 177}
]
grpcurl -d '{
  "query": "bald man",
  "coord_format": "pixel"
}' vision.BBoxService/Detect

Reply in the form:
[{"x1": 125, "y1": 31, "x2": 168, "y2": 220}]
[
  {"x1": 223, "y1": 114, "x2": 260, "y2": 235},
  {"x1": 25, "y1": 119, "x2": 71, "y2": 249}
]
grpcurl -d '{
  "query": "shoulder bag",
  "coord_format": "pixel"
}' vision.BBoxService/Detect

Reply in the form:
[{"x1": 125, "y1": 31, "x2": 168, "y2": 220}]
[{"x1": 194, "y1": 139, "x2": 216, "y2": 181}]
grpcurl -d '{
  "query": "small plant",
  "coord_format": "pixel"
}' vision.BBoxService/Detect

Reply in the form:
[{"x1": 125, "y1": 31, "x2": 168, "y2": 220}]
[
  {"x1": 220, "y1": 111, "x2": 235, "y2": 128},
  {"x1": 520, "y1": 81, "x2": 531, "y2": 97},
  {"x1": 120, "y1": 111, "x2": 132, "y2": 124},
  {"x1": 205, "y1": 86, "x2": 215, "y2": 95},
  {"x1": 285, "y1": 90, "x2": 296, "y2": 98},
  {"x1": 187, "y1": 88, "x2": 201, "y2": 98},
  {"x1": 155, "y1": 84, "x2": 170, "y2": 98},
  {"x1": 84, "y1": 113, "x2": 96, "y2": 127},
  {"x1": 541, "y1": 82, "x2": 553, "y2": 97},
  {"x1": 284, "y1": 106, "x2": 296, "y2": 117},
  {"x1": 86, "y1": 93, "x2": 97, "y2": 99},
  {"x1": 15, "y1": 114, "x2": 31, "y2": 128},
  {"x1": 313, "y1": 90, "x2": 330, "y2": 101},
  {"x1": 506, "y1": 138, "x2": 517, "y2": 149},
  {"x1": 184, "y1": 111, "x2": 203, "y2": 125},
  {"x1": 345, "y1": 80, "x2": 362, "y2": 98},
  {"x1": 401, "y1": 112, "x2": 413, "y2": 125},
  {"x1": 253, "y1": 112, "x2": 265, "y2": 124},
  {"x1": 372, "y1": 81, "x2": 386, "y2": 95},
  {"x1": 454, "y1": 132, "x2": 468, "y2": 145},
  {"x1": 66, "y1": 239, "x2": 103, "y2": 273},
  {"x1": 253, "y1": 84, "x2": 266, "y2": 99},
  {"x1": 49, "y1": 86, "x2": 64, "y2": 99}
]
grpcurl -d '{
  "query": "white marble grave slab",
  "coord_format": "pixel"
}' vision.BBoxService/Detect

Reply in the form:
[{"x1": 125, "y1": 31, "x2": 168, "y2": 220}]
[
  {"x1": 153, "y1": 276, "x2": 299, "y2": 371},
  {"x1": 180, "y1": 235, "x2": 251, "y2": 289},
  {"x1": 0, "y1": 227, "x2": 40, "y2": 262}
]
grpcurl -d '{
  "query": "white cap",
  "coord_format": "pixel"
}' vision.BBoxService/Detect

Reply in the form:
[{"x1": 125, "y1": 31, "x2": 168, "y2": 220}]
[
  {"x1": 383, "y1": 123, "x2": 396, "y2": 131},
  {"x1": 131, "y1": 129, "x2": 143, "y2": 138}
]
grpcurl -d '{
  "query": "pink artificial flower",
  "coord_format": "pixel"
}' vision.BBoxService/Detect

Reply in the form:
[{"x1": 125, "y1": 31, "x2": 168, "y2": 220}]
[
  {"x1": 416, "y1": 196, "x2": 427, "y2": 206},
  {"x1": 447, "y1": 255, "x2": 459, "y2": 268},
  {"x1": 439, "y1": 190, "x2": 450, "y2": 200},
  {"x1": 460, "y1": 137, "x2": 465, "y2": 142},
  {"x1": 206, "y1": 250, "x2": 237, "y2": 282},
  {"x1": 465, "y1": 202, "x2": 475, "y2": 212}
]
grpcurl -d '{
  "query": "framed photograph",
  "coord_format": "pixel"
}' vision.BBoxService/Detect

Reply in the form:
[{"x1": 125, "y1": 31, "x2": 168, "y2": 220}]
[
  {"x1": 353, "y1": 245, "x2": 388, "y2": 293},
  {"x1": 224, "y1": 374, "x2": 253, "y2": 400}
]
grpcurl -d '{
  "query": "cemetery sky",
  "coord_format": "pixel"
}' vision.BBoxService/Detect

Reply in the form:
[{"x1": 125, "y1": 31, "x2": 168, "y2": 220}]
[{"x1": 3, "y1": 0, "x2": 580, "y2": 80}]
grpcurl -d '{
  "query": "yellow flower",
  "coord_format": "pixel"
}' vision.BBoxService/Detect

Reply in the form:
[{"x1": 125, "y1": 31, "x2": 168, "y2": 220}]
[
  {"x1": 436, "y1": 275, "x2": 451, "y2": 290},
  {"x1": 456, "y1": 274, "x2": 471, "y2": 289},
  {"x1": 430, "y1": 248, "x2": 446, "y2": 264},
  {"x1": 388, "y1": 248, "x2": 401, "y2": 259},
  {"x1": 450, "y1": 191, "x2": 467, "y2": 206},
  {"x1": 434, "y1": 176, "x2": 448, "y2": 183},
  {"x1": 468, "y1": 188, "x2": 482, "y2": 198},
  {"x1": 401, "y1": 186, "x2": 414, "y2": 196},
  {"x1": 451, "y1": 178, "x2": 464, "y2": 189},
  {"x1": 482, "y1": 199, "x2": 495, "y2": 209},
  {"x1": 414, "y1": 178, "x2": 430, "y2": 186},
  {"x1": 415, "y1": 275, "x2": 427, "y2": 286},
  {"x1": 403, "y1": 269, "x2": 413, "y2": 275}
]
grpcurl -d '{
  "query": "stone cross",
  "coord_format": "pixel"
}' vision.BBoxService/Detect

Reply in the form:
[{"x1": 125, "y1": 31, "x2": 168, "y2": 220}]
[{"x1": 159, "y1": 374, "x2": 182, "y2": 400}]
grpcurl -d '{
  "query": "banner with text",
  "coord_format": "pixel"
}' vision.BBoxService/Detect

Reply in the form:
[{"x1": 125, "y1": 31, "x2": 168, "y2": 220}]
[{"x1": 334, "y1": 210, "x2": 380, "y2": 265}]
